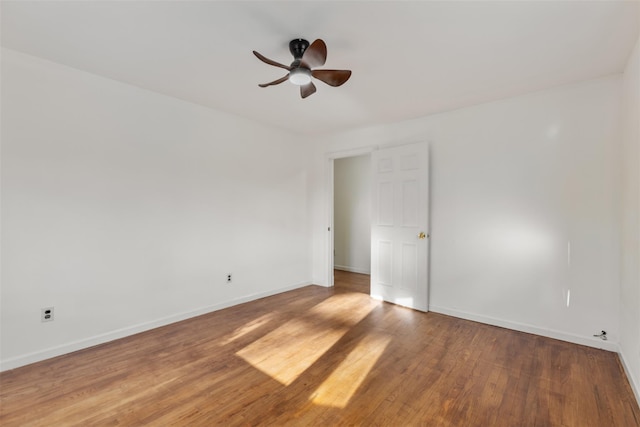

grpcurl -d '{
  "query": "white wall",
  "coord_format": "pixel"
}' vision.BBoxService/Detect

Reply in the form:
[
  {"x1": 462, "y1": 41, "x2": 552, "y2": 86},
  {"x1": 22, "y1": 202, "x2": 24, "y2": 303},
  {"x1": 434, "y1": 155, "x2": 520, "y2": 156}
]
[
  {"x1": 333, "y1": 155, "x2": 371, "y2": 274},
  {"x1": 311, "y1": 76, "x2": 622, "y2": 351},
  {"x1": 0, "y1": 49, "x2": 312, "y2": 370},
  {"x1": 620, "y1": 33, "x2": 640, "y2": 402}
]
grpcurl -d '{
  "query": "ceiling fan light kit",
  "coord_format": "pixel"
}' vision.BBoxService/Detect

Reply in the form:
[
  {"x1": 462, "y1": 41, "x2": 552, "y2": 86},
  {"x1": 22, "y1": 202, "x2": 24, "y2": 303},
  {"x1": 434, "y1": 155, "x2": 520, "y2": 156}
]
[
  {"x1": 289, "y1": 68, "x2": 312, "y2": 86},
  {"x1": 253, "y1": 38, "x2": 352, "y2": 98}
]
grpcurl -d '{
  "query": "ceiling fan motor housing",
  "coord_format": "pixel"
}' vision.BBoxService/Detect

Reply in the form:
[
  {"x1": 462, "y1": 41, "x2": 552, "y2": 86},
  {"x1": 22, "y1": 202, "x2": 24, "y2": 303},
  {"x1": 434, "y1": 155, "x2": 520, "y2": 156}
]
[{"x1": 289, "y1": 39, "x2": 309, "y2": 60}]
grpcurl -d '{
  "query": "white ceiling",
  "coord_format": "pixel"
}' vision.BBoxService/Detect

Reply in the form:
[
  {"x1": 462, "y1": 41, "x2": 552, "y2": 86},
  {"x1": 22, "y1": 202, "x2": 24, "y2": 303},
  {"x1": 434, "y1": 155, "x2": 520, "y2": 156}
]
[{"x1": 2, "y1": 1, "x2": 639, "y2": 136}]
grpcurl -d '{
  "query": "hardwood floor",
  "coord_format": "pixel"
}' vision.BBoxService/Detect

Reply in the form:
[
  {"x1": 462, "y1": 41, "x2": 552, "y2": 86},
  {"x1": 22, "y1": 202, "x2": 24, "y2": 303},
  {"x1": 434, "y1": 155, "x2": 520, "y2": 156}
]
[{"x1": 1, "y1": 271, "x2": 639, "y2": 426}]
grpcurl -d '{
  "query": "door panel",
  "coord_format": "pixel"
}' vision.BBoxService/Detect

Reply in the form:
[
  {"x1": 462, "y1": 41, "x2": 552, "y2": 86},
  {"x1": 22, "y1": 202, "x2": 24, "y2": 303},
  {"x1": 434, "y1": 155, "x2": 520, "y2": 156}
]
[
  {"x1": 378, "y1": 240, "x2": 393, "y2": 286},
  {"x1": 377, "y1": 181, "x2": 394, "y2": 226},
  {"x1": 371, "y1": 142, "x2": 429, "y2": 311},
  {"x1": 401, "y1": 243, "x2": 418, "y2": 291},
  {"x1": 402, "y1": 180, "x2": 419, "y2": 226}
]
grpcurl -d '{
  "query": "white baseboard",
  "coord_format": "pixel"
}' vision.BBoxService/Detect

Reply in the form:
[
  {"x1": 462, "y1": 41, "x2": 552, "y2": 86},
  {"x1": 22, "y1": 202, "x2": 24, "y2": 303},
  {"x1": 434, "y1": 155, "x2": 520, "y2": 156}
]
[
  {"x1": 334, "y1": 265, "x2": 371, "y2": 275},
  {"x1": 618, "y1": 347, "x2": 640, "y2": 406},
  {"x1": 313, "y1": 281, "x2": 331, "y2": 287},
  {"x1": 428, "y1": 305, "x2": 619, "y2": 352},
  {"x1": 0, "y1": 280, "x2": 311, "y2": 372}
]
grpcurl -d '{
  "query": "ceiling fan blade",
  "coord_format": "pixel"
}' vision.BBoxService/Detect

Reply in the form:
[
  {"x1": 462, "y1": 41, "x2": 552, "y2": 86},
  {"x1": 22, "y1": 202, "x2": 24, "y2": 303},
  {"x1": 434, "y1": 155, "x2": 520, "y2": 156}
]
[
  {"x1": 259, "y1": 74, "x2": 290, "y2": 88},
  {"x1": 301, "y1": 39, "x2": 327, "y2": 69},
  {"x1": 300, "y1": 82, "x2": 317, "y2": 99},
  {"x1": 253, "y1": 51, "x2": 291, "y2": 71},
  {"x1": 312, "y1": 69, "x2": 352, "y2": 87}
]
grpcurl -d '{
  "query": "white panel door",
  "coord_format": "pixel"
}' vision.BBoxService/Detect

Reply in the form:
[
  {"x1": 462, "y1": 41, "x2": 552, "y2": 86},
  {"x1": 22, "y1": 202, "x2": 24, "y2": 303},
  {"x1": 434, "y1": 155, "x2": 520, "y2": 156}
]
[{"x1": 371, "y1": 142, "x2": 429, "y2": 311}]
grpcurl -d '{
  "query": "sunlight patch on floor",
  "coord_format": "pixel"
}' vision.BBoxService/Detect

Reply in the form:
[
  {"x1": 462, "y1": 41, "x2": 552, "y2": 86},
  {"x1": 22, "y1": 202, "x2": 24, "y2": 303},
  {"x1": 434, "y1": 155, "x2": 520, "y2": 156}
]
[
  {"x1": 236, "y1": 294, "x2": 377, "y2": 386},
  {"x1": 311, "y1": 333, "x2": 391, "y2": 408},
  {"x1": 221, "y1": 313, "x2": 276, "y2": 345},
  {"x1": 310, "y1": 292, "x2": 380, "y2": 324}
]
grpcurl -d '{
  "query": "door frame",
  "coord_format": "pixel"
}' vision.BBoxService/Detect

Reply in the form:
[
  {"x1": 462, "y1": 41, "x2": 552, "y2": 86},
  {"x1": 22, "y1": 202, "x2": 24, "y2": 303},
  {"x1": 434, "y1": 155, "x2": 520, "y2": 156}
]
[{"x1": 326, "y1": 146, "x2": 377, "y2": 286}]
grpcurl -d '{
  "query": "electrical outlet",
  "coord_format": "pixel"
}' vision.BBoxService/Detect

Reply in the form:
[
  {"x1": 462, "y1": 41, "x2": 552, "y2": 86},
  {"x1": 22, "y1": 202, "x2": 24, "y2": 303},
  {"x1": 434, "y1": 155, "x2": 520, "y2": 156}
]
[
  {"x1": 227, "y1": 274, "x2": 232, "y2": 283},
  {"x1": 593, "y1": 330, "x2": 607, "y2": 340},
  {"x1": 41, "y1": 307, "x2": 54, "y2": 322}
]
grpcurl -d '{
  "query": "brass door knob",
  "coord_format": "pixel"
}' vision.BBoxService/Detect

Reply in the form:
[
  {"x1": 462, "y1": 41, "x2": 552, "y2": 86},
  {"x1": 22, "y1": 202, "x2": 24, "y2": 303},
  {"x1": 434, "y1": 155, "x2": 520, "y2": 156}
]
[{"x1": 418, "y1": 232, "x2": 426, "y2": 239}]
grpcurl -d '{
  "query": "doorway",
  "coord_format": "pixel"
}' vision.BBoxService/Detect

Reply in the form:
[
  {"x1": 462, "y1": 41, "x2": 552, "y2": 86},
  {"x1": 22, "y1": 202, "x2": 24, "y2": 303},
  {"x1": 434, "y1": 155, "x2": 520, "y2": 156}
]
[
  {"x1": 327, "y1": 142, "x2": 430, "y2": 312},
  {"x1": 333, "y1": 154, "x2": 372, "y2": 278},
  {"x1": 327, "y1": 148, "x2": 374, "y2": 287}
]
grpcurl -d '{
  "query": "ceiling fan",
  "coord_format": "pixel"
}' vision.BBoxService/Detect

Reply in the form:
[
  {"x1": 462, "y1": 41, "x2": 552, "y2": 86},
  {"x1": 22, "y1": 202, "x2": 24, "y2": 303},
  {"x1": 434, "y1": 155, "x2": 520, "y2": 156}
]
[{"x1": 253, "y1": 39, "x2": 352, "y2": 99}]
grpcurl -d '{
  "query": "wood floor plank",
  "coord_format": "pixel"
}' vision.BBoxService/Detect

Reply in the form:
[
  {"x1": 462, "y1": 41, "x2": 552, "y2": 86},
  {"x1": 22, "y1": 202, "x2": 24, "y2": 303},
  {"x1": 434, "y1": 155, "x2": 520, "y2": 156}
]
[{"x1": 1, "y1": 271, "x2": 639, "y2": 426}]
